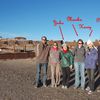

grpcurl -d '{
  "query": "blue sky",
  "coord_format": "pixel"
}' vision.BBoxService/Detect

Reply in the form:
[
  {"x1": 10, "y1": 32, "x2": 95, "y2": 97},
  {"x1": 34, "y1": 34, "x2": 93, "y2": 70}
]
[{"x1": 0, "y1": 0, "x2": 100, "y2": 41}]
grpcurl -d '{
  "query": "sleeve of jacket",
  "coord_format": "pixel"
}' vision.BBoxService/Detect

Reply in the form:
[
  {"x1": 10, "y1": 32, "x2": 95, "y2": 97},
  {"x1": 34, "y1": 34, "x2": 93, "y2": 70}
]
[
  {"x1": 98, "y1": 46, "x2": 100, "y2": 63},
  {"x1": 59, "y1": 51, "x2": 62, "y2": 61},
  {"x1": 72, "y1": 46, "x2": 77, "y2": 56},
  {"x1": 69, "y1": 51, "x2": 74, "y2": 65},
  {"x1": 37, "y1": 43, "x2": 43, "y2": 56},
  {"x1": 92, "y1": 48, "x2": 98, "y2": 61}
]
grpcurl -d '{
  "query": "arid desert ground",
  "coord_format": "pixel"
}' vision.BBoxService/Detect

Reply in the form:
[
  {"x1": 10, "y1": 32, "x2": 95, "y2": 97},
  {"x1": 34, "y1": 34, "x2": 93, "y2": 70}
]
[{"x1": 0, "y1": 58, "x2": 100, "y2": 100}]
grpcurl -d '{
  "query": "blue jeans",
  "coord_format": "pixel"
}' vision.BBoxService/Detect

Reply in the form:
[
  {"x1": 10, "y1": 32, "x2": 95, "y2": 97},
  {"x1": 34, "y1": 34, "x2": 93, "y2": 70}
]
[
  {"x1": 36, "y1": 63, "x2": 48, "y2": 85},
  {"x1": 74, "y1": 62, "x2": 85, "y2": 89}
]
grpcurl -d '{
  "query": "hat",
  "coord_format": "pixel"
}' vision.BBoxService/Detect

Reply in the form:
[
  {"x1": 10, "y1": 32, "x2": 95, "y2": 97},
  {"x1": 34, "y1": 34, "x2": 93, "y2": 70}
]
[
  {"x1": 41, "y1": 36, "x2": 47, "y2": 40},
  {"x1": 87, "y1": 40, "x2": 93, "y2": 45},
  {"x1": 62, "y1": 43, "x2": 68, "y2": 48},
  {"x1": 62, "y1": 43, "x2": 66, "y2": 46},
  {"x1": 62, "y1": 43, "x2": 69, "y2": 50}
]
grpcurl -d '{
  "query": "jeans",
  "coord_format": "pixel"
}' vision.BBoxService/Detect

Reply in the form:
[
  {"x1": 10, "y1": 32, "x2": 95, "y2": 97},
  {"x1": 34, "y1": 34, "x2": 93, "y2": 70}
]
[
  {"x1": 74, "y1": 62, "x2": 85, "y2": 89},
  {"x1": 87, "y1": 69, "x2": 95, "y2": 91},
  {"x1": 36, "y1": 63, "x2": 48, "y2": 85}
]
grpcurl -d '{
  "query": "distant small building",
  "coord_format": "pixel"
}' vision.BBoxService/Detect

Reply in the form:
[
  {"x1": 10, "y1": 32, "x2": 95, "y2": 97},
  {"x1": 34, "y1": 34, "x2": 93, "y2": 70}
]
[{"x1": 15, "y1": 37, "x2": 26, "y2": 40}]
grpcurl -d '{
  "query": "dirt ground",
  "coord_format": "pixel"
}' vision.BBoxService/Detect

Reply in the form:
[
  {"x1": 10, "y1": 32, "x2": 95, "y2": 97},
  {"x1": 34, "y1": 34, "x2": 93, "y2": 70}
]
[{"x1": 0, "y1": 58, "x2": 100, "y2": 100}]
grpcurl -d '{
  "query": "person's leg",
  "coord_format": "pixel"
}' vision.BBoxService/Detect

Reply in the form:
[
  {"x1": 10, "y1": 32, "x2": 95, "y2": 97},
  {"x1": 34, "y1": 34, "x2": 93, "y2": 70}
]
[
  {"x1": 51, "y1": 64, "x2": 56, "y2": 87},
  {"x1": 98, "y1": 63, "x2": 100, "y2": 75},
  {"x1": 66, "y1": 67, "x2": 70, "y2": 87},
  {"x1": 36, "y1": 63, "x2": 41, "y2": 86},
  {"x1": 56, "y1": 63, "x2": 61, "y2": 86},
  {"x1": 62, "y1": 67, "x2": 67, "y2": 86},
  {"x1": 74, "y1": 62, "x2": 80, "y2": 88},
  {"x1": 97, "y1": 63, "x2": 100, "y2": 92},
  {"x1": 90, "y1": 69, "x2": 95, "y2": 91},
  {"x1": 80, "y1": 62, "x2": 85, "y2": 89},
  {"x1": 86, "y1": 69, "x2": 95, "y2": 94},
  {"x1": 86, "y1": 69, "x2": 91, "y2": 90},
  {"x1": 43, "y1": 63, "x2": 48, "y2": 86}
]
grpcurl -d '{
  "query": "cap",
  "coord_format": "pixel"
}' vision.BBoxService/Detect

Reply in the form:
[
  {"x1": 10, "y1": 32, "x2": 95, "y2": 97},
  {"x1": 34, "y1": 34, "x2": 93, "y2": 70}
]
[{"x1": 41, "y1": 36, "x2": 47, "y2": 40}]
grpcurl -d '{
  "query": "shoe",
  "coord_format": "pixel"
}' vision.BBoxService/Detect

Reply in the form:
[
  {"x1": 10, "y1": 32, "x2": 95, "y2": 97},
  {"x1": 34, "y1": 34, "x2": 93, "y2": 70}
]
[
  {"x1": 88, "y1": 90, "x2": 93, "y2": 94},
  {"x1": 55, "y1": 84, "x2": 57, "y2": 88},
  {"x1": 62, "y1": 85, "x2": 65, "y2": 89},
  {"x1": 64, "y1": 86, "x2": 68, "y2": 89},
  {"x1": 43, "y1": 84, "x2": 47, "y2": 87},
  {"x1": 74, "y1": 87, "x2": 78, "y2": 89},
  {"x1": 97, "y1": 89, "x2": 100, "y2": 92},
  {"x1": 81, "y1": 87, "x2": 84, "y2": 90},
  {"x1": 86, "y1": 87, "x2": 90, "y2": 91},
  {"x1": 35, "y1": 83, "x2": 38, "y2": 88}
]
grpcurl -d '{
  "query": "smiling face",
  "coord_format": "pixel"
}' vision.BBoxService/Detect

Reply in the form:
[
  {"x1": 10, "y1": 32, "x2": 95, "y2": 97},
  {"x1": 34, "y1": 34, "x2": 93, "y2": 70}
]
[
  {"x1": 53, "y1": 42, "x2": 58, "y2": 48},
  {"x1": 88, "y1": 43, "x2": 93, "y2": 48},
  {"x1": 78, "y1": 41, "x2": 83, "y2": 48},
  {"x1": 41, "y1": 37, "x2": 47, "y2": 44}
]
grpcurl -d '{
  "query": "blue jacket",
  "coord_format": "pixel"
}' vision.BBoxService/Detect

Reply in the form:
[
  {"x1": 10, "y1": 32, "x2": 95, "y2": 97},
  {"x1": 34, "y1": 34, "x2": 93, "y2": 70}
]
[{"x1": 85, "y1": 48, "x2": 98, "y2": 69}]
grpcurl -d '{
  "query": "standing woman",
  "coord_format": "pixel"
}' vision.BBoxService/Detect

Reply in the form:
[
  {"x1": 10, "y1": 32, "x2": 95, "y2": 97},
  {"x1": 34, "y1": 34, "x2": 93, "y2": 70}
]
[
  {"x1": 85, "y1": 40, "x2": 98, "y2": 94},
  {"x1": 49, "y1": 42, "x2": 61, "y2": 87},
  {"x1": 60, "y1": 43, "x2": 74, "y2": 89},
  {"x1": 73, "y1": 39, "x2": 86, "y2": 90}
]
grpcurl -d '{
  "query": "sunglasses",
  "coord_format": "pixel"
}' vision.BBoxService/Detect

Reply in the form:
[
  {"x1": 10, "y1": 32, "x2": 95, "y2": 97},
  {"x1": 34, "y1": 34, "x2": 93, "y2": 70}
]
[
  {"x1": 42, "y1": 38, "x2": 46, "y2": 41},
  {"x1": 78, "y1": 42, "x2": 82, "y2": 44}
]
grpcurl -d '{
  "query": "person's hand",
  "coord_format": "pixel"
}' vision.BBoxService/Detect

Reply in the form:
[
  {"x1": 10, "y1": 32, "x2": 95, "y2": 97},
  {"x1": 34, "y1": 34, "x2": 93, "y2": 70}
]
[
  {"x1": 59, "y1": 60, "x2": 61, "y2": 64},
  {"x1": 70, "y1": 65, "x2": 72, "y2": 69},
  {"x1": 70, "y1": 65, "x2": 73, "y2": 71}
]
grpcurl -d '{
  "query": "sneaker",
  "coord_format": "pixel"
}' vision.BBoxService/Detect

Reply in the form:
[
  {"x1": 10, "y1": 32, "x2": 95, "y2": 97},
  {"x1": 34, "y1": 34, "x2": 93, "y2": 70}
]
[
  {"x1": 62, "y1": 85, "x2": 65, "y2": 89},
  {"x1": 54, "y1": 84, "x2": 57, "y2": 88},
  {"x1": 88, "y1": 90, "x2": 93, "y2": 94},
  {"x1": 43, "y1": 84, "x2": 47, "y2": 87},
  {"x1": 97, "y1": 89, "x2": 100, "y2": 92},
  {"x1": 86, "y1": 87, "x2": 90, "y2": 91},
  {"x1": 64, "y1": 86, "x2": 68, "y2": 89},
  {"x1": 81, "y1": 87, "x2": 84, "y2": 90},
  {"x1": 74, "y1": 87, "x2": 78, "y2": 89},
  {"x1": 35, "y1": 83, "x2": 38, "y2": 88}
]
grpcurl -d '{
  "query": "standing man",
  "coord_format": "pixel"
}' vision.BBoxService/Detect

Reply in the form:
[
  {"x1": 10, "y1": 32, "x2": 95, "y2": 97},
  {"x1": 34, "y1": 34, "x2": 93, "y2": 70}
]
[
  {"x1": 73, "y1": 39, "x2": 86, "y2": 90},
  {"x1": 98, "y1": 40, "x2": 100, "y2": 75},
  {"x1": 97, "y1": 40, "x2": 100, "y2": 92},
  {"x1": 35, "y1": 36, "x2": 50, "y2": 88}
]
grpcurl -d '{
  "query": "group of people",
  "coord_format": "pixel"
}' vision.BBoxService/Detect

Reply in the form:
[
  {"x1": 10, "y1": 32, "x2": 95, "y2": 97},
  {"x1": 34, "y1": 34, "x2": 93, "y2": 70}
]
[{"x1": 35, "y1": 36, "x2": 100, "y2": 95}]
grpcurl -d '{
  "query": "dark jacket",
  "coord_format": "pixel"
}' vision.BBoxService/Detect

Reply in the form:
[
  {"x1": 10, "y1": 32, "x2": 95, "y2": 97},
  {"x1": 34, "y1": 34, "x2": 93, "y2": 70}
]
[
  {"x1": 85, "y1": 48, "x2": 98, "y2": 69},
  {"x1": 73, "y1": 46, "x2": 86, "y2": 62},
  {"x1": 98, "y1": 46, "x2": 100, "y2": 64},
  {"x1": 37, "y1": 42, "x2": 50, "y2": 63}
]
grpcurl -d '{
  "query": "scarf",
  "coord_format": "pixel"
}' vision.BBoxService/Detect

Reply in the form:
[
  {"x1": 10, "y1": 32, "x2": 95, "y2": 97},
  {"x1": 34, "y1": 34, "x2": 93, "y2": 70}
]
[{"x1": 63, "y1": 49, "x2": 68, "y2": 53}]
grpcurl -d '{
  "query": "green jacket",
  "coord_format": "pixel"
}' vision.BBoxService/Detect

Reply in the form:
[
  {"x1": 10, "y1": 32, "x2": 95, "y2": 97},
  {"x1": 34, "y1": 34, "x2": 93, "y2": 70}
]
[{"x1": 60, "y1": 50, "x2": 74, "y2": 68}]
